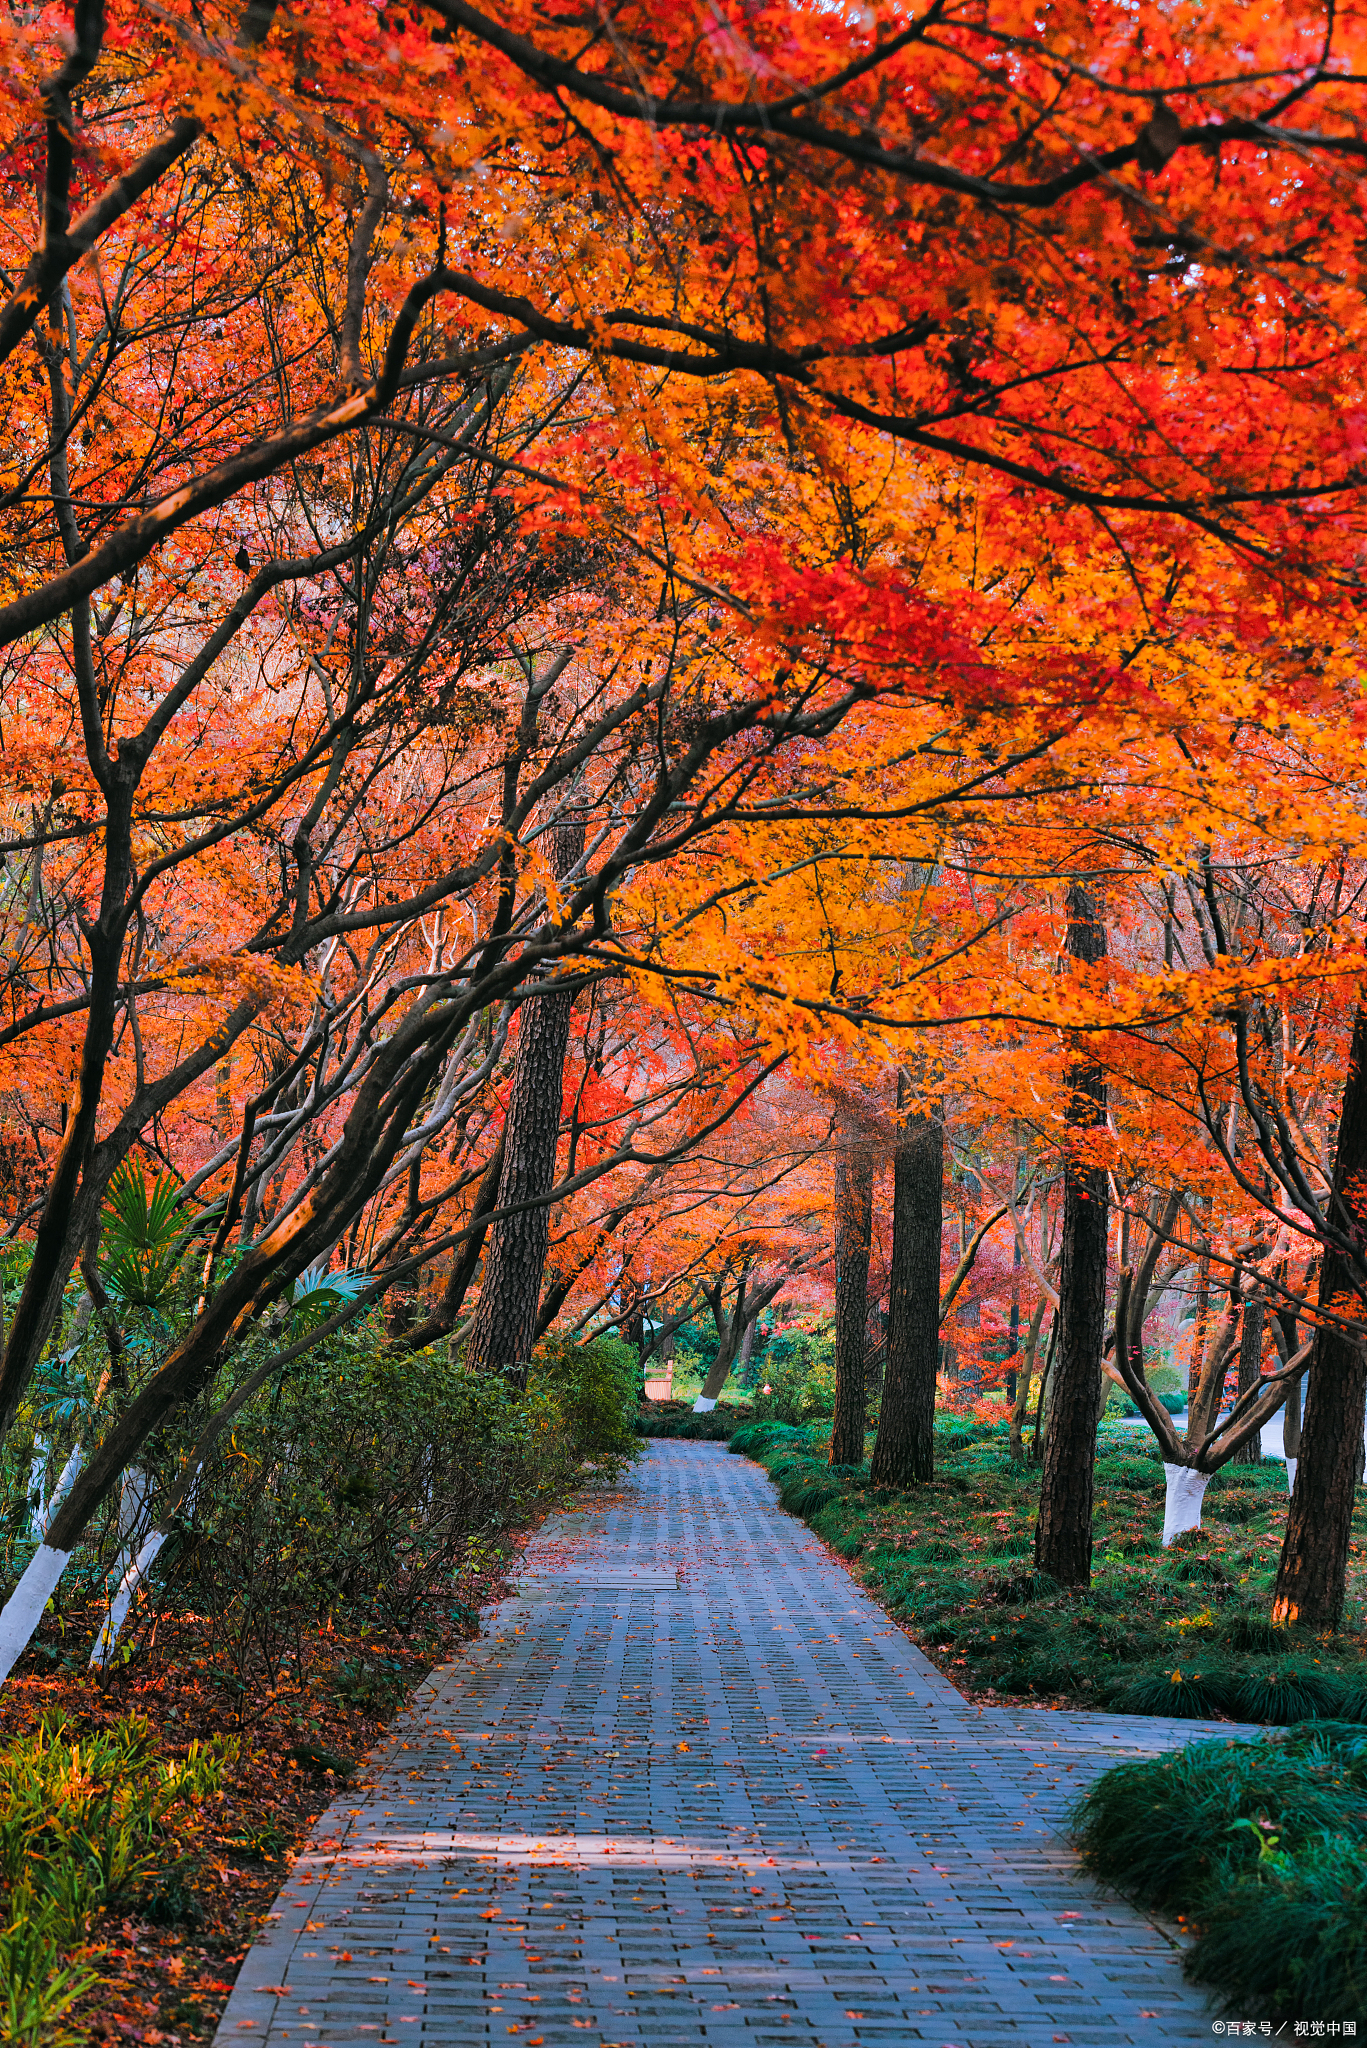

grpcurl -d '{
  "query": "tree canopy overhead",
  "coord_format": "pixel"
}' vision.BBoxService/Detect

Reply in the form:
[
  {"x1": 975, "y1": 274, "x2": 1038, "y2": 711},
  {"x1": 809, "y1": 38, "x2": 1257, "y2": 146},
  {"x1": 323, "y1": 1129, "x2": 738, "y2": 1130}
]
[{"x1": 2, "y1": 0, "x2": 1367, "y2": 1687}]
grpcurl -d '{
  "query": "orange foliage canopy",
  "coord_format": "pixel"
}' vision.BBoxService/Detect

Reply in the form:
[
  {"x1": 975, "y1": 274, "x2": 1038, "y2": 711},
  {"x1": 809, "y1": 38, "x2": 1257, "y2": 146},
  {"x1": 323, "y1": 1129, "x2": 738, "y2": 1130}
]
[{"x1": 0, "y1": 0, "x2": 1364, "y2": 1625}]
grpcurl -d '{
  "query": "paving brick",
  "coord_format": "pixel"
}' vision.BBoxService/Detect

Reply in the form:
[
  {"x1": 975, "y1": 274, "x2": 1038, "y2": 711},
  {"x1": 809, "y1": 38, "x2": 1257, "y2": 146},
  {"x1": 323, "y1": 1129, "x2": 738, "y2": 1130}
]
[{"x1": 213, "y1": 1441, "x2": 1241, "y2": 2047}]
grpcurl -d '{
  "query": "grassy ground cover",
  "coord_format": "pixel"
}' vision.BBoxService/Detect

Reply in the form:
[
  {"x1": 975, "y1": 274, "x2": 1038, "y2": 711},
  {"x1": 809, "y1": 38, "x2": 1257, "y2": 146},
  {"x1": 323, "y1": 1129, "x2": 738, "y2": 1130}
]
[
  {"x1": 1073, "y1": 1723, "x2": 1367, "y2": 2019},
  {"x1": 728, "y1": 1416, "x2": 1367, "y2": 1717}
]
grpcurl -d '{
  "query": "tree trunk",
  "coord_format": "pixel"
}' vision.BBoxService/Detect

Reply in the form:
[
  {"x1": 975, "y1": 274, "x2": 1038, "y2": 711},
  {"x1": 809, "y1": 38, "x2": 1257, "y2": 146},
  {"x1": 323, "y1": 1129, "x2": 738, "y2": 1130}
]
[
  {"x1": 1232, "y1": 1290, "x2": 1265, "y2": 1464},
  {"x1": 1273, "y1": 1004, "x2": 1367, "y2": 1627},
  {"x1": 695, "y1": 1269, "x2": 785, "y2": 1408},
  {"x1": 464, "y1": 817, "x2": 584, "y2": 1380},
  {"x1": 1034, "y1": 884, "x2": 1109, "y2": 1587},
  {"x1": 1008, "y1": 1299, "x2": 1048, "y2": 1464},
  {"x1": 1187, "y1": 1197, "x2": 1212, "y2": 1403},
  {"x1": 398, "y1": 1129, "x2": 506, "y2": 1356},
  {"x1": 829, "y1": 1128, "x2": 874, "y2": 1467},
  {"x1": 870, "y1": 1096, "x2": 941, "y2": 1487}
]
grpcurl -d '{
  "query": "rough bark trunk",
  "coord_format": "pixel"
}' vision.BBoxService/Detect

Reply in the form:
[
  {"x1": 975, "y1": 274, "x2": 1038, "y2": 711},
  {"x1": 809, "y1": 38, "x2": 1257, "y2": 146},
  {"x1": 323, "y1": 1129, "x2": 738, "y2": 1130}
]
[
  {"x1": 464, "y1": 817, "x2": 584, "y2": 1380},
  {"x1": 1034, "y1": 884, "x2": 1109, "y2": 1587},
  {"x1": 1273, "y1": 1004, "x2": 1367, "y2": 1626},
  {"x1": 1232, "y1": 1290, "x2": 1265, "y2": 1464},
  {"x1": 869, "y1": 1096, "x2": 942, "y2": 1487},
  {"x1": 829, "y1": 1129, "x2": 874, "y2": 1468}
]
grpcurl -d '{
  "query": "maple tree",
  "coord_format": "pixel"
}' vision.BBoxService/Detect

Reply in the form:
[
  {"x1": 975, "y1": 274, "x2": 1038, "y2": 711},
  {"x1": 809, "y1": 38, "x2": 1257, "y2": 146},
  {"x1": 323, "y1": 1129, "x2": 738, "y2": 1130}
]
[{"x1": 1, "y1": 0, "x2": 1367, "y2": 1694}]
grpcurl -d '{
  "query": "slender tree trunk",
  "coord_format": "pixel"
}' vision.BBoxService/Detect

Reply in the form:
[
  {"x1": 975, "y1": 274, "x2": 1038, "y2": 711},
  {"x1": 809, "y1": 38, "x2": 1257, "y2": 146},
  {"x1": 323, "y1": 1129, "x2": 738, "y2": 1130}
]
[
  {"x1": 1034, "y1": 884, "x2": 1109, "y2": 1587},
  {"x1": 398, "y1": 1129, "x2": 506, "y2": 1356},
  {"x1": 1031, "y1": 1314, "x2": 1058, "y2": 1464},
  {"x1": 695, "y1": 1270, "x2": 784, "y2": 1407},
  {"x1": 1006, "y1": 1215, "x2": 1021, "y2": 1405},
  {"x1": 1273, "y1": 1004, "x2": 1367, "y2": 1626},
  {"x1": 829, "y1": 1127, "x2": 874, "y2": 1467},
  {"x1": 1188, "y1": 1200, "x2": 1211, "y2": 1405},
  {"x1": 465, "y1": 817, "x2": 584, "y2": 1380},
  {"x1": 1009, "y1": 1298, "x2": 1048, "y2": 1464},
  {"x1": 870, "y1": 1094, "x2": 941, "y2": 1487},
  {"x1": 1232, "y1": 1290, "x2": 1265, "y2": 1464}
]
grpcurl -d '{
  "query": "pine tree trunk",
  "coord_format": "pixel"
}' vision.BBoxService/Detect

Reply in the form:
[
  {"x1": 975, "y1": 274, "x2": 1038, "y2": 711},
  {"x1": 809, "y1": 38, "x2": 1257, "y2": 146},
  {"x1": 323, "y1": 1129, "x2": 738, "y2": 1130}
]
[
  {"x1": 870, "y1": 1098, "x2": 942, "y2": 1487},
  {"x1": 829, "y1": 1129, "x2": 874, "y2": 1468},
  {"x1": 464, "y1": 818, "x2": 584, "y2": 1380},
  {"x1": 1232, "y1": 1292, "x2": 1265, "y2": 1464},
  {"x1": 1034, "y1": 884, "x2": 1109, "y2": 1587},
  {"x1": 1273, "y1": 1004, "x2": 1367, "y2": 1626}
]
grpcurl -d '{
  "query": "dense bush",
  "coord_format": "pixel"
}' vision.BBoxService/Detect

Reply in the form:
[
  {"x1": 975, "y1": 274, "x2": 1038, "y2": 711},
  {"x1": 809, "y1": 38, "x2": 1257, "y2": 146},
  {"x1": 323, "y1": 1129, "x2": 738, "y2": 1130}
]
[
  {"x1": 1073, "y1": 1724, "x2": 1367, "y2": 2020},
  {"x1": 530, "y1": 1334, "x2": 640, "y2": 1457},
  {"x1": 749, "y1": 1327, "x2": 837, "y2": 1423},
  {"x1": 637, "y1": 1404, "x2": 745, "y2": 1440},
  {"x1": 175, "y1": 1348, "x2": 578, "y2": 1693}
]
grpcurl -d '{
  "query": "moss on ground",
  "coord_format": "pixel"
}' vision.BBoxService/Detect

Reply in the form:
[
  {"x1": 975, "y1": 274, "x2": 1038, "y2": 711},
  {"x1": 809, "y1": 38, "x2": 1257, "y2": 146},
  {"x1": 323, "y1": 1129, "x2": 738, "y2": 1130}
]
[{"x1": 728, "y1": 1417, "x2": 1367, "y2": 1720}]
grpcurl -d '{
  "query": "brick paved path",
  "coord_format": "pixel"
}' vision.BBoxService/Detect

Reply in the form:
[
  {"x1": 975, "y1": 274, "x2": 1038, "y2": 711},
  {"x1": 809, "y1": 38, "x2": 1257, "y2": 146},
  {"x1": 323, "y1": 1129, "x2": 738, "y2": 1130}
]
[{"x1": 214, "y1": 1441, "x2": 1237, "y2": 2048}]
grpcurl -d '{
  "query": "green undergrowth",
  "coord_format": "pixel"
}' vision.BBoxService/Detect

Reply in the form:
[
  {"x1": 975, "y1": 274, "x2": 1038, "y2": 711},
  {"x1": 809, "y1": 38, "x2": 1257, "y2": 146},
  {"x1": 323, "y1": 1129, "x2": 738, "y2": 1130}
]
[
  {"x1": 727, "y1": 1417, "x2": 1367, "y2": 1720},
  {"x1": 0, "y1": 1709, "x2": 234, "y2": 2045},
  {"x1": 637, "y1": 1401, "x2": 753, "y2": 1441},
  {"x1": 1073, "y1": 1723, "x2": 1367, "y2": 2020}
]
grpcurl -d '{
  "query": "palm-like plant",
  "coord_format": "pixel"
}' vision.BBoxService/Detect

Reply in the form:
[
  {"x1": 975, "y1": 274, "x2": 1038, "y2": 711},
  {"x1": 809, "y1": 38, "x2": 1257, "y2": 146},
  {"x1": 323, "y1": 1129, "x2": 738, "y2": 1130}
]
[{"x1": 98, "y1": 1166, "x2": 203, "y2": 1309}]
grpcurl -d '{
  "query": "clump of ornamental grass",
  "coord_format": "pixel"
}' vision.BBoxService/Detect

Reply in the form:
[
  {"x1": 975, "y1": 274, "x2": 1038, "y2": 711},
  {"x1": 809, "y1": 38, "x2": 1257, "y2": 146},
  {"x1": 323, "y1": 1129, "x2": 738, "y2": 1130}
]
[
  {"x1": 1231, "y1": 1661, "x2": 1347, "y2": 1725},
  {"x1": 1109, "y1": 1661, "x2": 1239, "y2": 1720},
  {"x1": 1073, "y1": 1724, "x2": 1367, "y2": 2020}
]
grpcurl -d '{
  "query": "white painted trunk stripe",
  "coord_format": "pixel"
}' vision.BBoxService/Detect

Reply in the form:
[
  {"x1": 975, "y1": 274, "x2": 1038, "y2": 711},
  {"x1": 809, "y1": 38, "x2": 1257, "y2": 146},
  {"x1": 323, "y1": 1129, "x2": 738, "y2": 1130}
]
[
  {"x1": 34, "y1": 1442, "x2": 83, "y2": 1540},
  {"x1": 26, "y1": 1435, "x2": 48, "y2": 1541},
  {"x1": 90, "y1": 1528, "x2": 169, "y2": 1670},
  {"x1": 1161, "y1": 1463, "x2": 1211, "y2": 1546},
  {"x1": 692, "y1": 1396, "x2": 717, "y2": 1413},
  {"x1": 0, "y1": 1542, "x2": 72, "y2": 1686},
  {"x1": 1286, "y1": 1456, "x2": 1297, "y2": 1497}
]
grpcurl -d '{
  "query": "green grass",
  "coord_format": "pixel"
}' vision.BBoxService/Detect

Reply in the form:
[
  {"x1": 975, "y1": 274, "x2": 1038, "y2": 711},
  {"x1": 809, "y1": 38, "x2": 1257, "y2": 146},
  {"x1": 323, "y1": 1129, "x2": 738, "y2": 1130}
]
[
  {"x1": 727, "y1": 1416, "x2": 1367, "y2": 1719},
  {"x1": 0, "y1": 1709, "x2": 234, "y2": 2044},
  {"x1": 1073, "y1": 1723, "x2": 1367, "y2": 2019}
]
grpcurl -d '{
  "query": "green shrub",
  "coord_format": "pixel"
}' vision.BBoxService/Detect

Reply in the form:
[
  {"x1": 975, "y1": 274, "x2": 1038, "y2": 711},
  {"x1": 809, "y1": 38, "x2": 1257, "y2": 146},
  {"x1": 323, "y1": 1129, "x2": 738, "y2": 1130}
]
[
  {"x1": 178, "y1": 1350, "x2": 575, "y2": 1691},
  {"x1": 531, "y1": 1335, "x2": 639, "y2": 1457},
  {"x1": 750, "y1": 1342, "x2": 836, "y2": 1423},
  {"x1": 639, "y1": 1407, "x2": 740, "y2": 1440}
]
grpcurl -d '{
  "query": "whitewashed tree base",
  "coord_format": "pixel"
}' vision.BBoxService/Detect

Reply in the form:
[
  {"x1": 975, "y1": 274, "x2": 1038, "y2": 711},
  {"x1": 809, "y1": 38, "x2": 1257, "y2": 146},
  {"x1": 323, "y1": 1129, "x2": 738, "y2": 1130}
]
[
  {"x1": 0, "y1": 1542, "x2": 71, "y2": 1685},
  {"x1": 1162, "y1": 1464, "x2": 1211, "y2": 1546},
  {"x1": 692, "y1": 1396, "x2": 717, "y2": 1413},
  {"x1": 33, "y1": 1443, "x2": 82, "y2": 1541},
  {"x1": 1286, "y1": 1457, "x2": 1297, "y2": 1497},
  {"x1": 90, "y1": 1529, "x2": 170, "y2": 1669}
]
